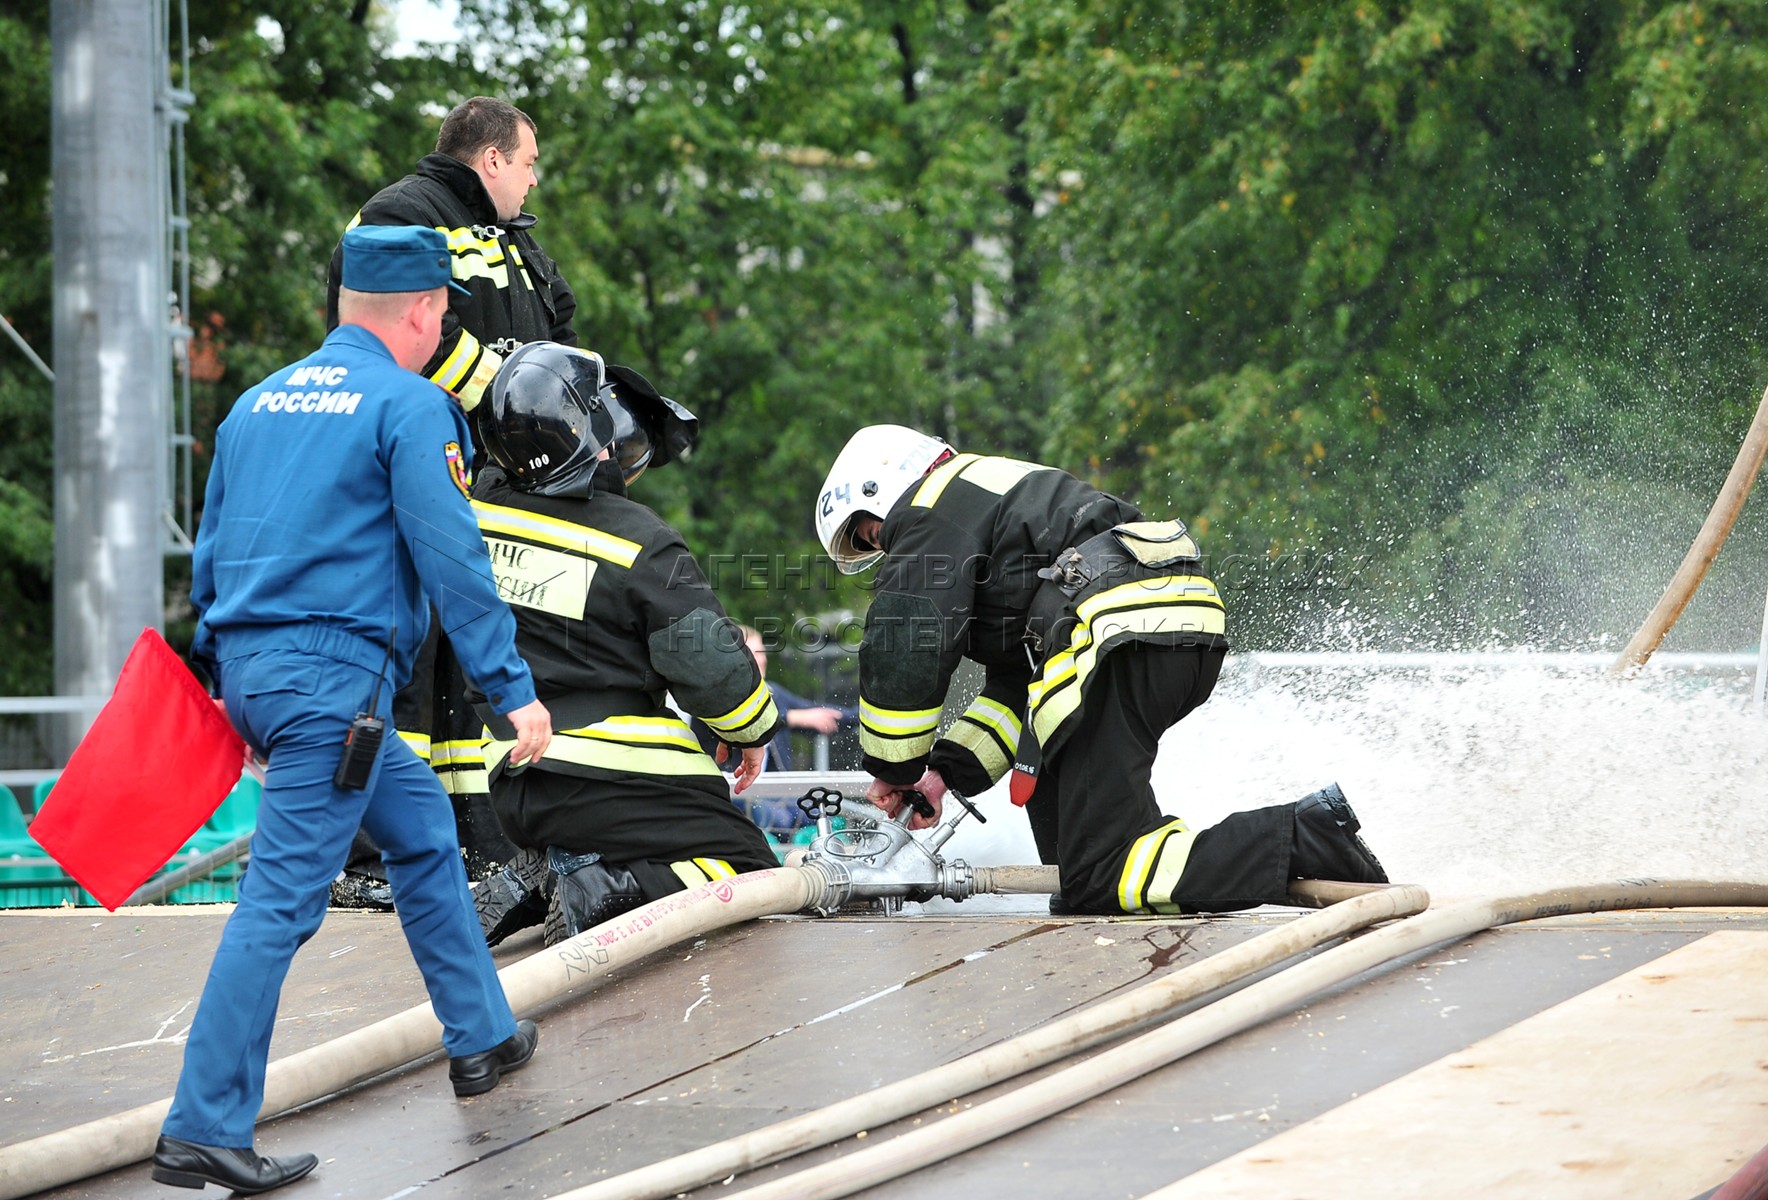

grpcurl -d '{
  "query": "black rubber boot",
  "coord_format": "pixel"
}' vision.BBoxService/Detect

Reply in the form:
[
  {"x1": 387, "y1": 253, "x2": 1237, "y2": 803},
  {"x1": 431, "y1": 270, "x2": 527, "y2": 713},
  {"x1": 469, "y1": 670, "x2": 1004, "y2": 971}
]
[
  {"x1": 547, "y1": 858, "x2": 647, "y2": 946},
  {"x1": 329, "y1": 870, "x2": 395, "y2": 911},
  {"x1": 473, "y1": 847, "x2": 552, "y2": 947},
  {"x1": 1290, "y1": 783, "x2": 1388, "y2": 884}
]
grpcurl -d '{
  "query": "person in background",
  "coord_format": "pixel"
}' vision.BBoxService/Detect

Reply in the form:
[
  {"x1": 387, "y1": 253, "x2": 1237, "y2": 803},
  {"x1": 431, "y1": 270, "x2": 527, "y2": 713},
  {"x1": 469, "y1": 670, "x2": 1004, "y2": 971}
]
[
  {"x1": 812, "y1": 424, "x2": 1388, "y2": 917},
  {"x1": 467, "y1": 342, "x2": 783, "y2": 947},
  {"x1": 691, "y1": 625, "x2": 859, "y2": 838},
  {"x1": 693, "y1": 625, "x2": 858, "y2": 772},
  {"x1": 153, "y1": 227, "x2": 547, "y2": 1195},
  {"x1": 324, "y1": 95, "x2": 581, "y2": 905}
]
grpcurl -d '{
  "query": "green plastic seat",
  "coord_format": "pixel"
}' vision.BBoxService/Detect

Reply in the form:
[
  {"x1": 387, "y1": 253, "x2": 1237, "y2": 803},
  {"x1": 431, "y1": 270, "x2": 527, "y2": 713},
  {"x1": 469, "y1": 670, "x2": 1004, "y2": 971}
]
[
  {"x1": 186, "y1": 774, "x2": 261, "y2": 851},
  {"x1": 160, "y1": 773, "x2": 260, "y2": 903},
  {"x1": 0, "y1": 789, "x2": 36, "y2": 851},
  {"x1": 0, "y1": 789, "x2": 79, "y2": 907},
  {"x1": 208, "y1": 773, "x2": 262, "y2": 836}
]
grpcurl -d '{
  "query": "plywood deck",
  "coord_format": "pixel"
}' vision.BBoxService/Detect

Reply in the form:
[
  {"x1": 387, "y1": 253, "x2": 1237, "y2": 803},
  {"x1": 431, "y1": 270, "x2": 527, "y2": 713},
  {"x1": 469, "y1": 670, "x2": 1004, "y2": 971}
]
[{"x1": 4, "y1": 903, "x2": 1764, "y2": 1199}]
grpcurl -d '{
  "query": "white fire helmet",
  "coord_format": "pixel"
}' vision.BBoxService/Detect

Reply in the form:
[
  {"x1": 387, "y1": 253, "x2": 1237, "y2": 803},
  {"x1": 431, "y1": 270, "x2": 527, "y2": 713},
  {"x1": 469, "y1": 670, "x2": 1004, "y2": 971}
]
[{"x1": 815, "y1": 424, "x2": 951, "y2": 574}]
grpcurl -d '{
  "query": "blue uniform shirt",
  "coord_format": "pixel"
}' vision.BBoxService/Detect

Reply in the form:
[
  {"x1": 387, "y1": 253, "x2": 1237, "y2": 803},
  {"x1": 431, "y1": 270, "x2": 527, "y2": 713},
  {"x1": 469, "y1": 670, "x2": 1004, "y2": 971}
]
[{"x1": 191, "y1": 324, "x2": 535, "y2": 714}]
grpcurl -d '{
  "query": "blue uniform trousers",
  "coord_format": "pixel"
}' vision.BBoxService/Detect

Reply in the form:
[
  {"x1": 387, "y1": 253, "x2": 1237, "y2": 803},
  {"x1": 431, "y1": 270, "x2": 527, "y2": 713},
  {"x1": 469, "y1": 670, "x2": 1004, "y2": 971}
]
[{"x1": 163, "y1": 649, "x2": 516, "y2": 1147}]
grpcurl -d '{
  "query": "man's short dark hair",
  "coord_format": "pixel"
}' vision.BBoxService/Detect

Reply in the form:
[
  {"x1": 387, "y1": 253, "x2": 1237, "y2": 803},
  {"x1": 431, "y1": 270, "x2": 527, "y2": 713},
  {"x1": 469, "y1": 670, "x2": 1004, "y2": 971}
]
[{"x1": 436, "y1": 96, "x2": 537, "y2": 163}]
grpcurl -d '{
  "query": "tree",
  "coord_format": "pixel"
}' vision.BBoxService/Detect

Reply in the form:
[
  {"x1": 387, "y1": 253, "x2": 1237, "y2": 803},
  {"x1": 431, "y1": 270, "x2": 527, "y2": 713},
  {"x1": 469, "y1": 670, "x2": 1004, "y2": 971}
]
[
  {"x1": 0, "y1": 0, "x2": 54, "y2": 696},
  {"x1": 1009, "y1": 0, "x2": 1768, "y2": 647}
]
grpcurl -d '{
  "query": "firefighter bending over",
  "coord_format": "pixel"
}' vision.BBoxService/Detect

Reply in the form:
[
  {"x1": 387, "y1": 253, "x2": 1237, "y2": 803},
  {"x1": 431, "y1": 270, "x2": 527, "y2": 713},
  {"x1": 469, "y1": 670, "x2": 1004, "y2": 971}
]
[
  {"x1": 470, "y1": 343, "x2": 782, "y2": 945},
  {"x1": 814, "y1": 425, "x2": 1388, "y2": 916}
]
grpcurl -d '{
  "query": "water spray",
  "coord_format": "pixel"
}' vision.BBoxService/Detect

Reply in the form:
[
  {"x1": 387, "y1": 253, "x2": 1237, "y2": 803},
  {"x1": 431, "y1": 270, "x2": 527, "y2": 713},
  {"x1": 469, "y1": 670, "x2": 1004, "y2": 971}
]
[{"x1": 1612, "y1": 379, "x2": 1768, "y2": 676}]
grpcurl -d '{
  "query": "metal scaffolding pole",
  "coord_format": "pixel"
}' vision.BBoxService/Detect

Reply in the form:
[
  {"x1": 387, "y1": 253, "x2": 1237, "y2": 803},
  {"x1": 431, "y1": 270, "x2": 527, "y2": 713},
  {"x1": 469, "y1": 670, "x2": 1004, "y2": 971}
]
[{"x1": 50, "y1": 0, "x2": 169, "y2": 745}]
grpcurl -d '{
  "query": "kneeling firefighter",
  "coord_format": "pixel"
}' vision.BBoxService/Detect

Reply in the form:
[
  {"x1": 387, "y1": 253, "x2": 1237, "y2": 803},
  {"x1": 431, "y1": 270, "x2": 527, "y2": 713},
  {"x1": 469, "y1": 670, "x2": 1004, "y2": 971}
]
[
  {"x1": 815, "y1": 425, "x2": 1388, "y2": 915},
  {"x1": 469, "y1": 342, "x2": 783, "y2": 945}
]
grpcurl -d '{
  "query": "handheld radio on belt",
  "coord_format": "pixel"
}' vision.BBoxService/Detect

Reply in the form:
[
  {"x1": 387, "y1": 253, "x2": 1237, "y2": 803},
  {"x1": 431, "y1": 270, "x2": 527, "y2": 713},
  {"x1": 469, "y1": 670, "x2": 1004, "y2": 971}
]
[{"x1": 335, "y1": 628, "x2": 395, "y2": 791}]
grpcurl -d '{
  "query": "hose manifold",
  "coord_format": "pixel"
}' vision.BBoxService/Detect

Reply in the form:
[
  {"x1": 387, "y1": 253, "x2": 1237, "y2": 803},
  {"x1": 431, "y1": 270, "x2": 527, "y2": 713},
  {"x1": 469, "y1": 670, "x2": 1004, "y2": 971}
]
[{"x1": 801, "y1": 857, "x2": 853, "y2": 916}]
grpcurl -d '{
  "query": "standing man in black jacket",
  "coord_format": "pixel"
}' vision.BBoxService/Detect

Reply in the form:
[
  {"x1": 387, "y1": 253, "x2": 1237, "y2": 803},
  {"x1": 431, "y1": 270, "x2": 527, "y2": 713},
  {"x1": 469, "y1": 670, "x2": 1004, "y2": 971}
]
[
  {"x1": 326, "y1": 96, "x2": 578, "y2": 419},
  {"x1": 325, "y1": 96, "x2": 580, "y2": 895}
]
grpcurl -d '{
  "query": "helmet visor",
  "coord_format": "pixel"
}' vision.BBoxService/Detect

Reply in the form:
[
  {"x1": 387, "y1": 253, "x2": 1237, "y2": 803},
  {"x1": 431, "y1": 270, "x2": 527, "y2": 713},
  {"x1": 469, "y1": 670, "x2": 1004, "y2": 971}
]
[
  {"x1": 605, "y1": 392, "x2": 656, "y2": 483},
  {"x1": 828, "y1": 512, "x2": 886, "y2": 574}
]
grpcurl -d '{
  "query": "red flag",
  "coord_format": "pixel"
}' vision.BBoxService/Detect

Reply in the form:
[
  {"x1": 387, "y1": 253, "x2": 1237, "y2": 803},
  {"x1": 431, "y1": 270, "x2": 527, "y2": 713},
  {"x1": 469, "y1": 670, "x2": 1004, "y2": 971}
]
[{"x1": 29, "y1": 628, "x2": 246, "y2": 909}]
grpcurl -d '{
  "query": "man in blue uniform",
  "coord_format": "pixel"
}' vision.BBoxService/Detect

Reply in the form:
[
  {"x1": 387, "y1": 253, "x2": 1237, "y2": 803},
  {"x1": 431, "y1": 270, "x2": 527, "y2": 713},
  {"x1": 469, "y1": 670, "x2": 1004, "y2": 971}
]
[{"x1": 152, "y1": 226, "x2": 553, "y2": 1196}]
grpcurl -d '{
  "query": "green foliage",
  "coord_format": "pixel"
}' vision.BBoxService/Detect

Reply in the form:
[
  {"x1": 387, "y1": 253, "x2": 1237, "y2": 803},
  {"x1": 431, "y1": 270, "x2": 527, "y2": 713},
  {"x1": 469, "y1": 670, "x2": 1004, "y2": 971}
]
[
  {"x1": 7, "y1": 0, "x2": 1768, "y2": 699},
  {"x1": 1012, "y1": 0, "x2": 1768, "y2": 645},
  {"x1": 0, "y1": 0, "x2": 52, "y2": 695}
]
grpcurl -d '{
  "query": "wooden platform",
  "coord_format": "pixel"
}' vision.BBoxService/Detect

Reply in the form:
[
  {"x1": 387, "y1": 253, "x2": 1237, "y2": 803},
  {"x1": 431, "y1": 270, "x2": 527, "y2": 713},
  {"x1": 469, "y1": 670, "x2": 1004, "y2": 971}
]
[{"x1": 3, "y1": 901, "x2": 1765, "y2": 1199}]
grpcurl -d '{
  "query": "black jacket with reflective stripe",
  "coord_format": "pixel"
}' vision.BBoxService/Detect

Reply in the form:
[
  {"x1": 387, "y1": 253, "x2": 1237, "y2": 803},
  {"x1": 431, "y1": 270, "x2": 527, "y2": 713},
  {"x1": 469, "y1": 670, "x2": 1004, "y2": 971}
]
[
  {"x1": 325, "y1": 154, "x2": 578, "y2": 410},
  {"x1": 468, "y1": 464, "x2": 780, "y2": 772},
  {"x1": 861, "y1": 455, "x2": 1227, "y2": 794}
]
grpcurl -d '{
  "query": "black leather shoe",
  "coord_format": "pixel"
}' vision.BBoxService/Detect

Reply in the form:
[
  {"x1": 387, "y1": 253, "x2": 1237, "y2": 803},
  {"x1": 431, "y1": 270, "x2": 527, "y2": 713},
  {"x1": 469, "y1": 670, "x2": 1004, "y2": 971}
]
[
  {"x1": 151, "y1": 1135, "x2": 317, "y2": 1194},
  {"x1": 449, "y1": 1019, "x2": 539, "y2": 1097}
]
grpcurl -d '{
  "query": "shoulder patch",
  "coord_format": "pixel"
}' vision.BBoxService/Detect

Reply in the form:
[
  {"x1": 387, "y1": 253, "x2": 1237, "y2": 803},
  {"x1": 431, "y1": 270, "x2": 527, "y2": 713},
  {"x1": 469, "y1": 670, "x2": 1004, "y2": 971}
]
[{"x1": 444, "y1": 441, "x2": 471, "y2": 497}]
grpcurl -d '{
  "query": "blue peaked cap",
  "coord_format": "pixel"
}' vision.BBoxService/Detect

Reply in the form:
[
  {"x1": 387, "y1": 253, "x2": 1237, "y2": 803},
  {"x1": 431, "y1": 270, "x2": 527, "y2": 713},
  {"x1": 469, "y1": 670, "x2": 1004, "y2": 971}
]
[{"x1": 340, "y1": 225, "x2": 469, "y2": 296}]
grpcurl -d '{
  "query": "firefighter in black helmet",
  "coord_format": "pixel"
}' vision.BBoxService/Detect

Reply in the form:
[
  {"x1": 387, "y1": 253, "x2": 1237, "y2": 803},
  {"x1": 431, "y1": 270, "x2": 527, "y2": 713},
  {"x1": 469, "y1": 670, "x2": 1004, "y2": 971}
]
[{"x1": 468, "y1": 342, "x2": 781, "y2": 946}]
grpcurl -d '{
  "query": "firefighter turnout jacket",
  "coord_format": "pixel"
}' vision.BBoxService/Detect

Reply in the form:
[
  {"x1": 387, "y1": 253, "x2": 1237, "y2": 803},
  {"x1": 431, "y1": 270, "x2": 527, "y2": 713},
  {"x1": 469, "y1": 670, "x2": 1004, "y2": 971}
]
[
  {"x1": 860, "y1": 454, "x2": 1228, "y2": 797},
  {"x1": 325, "y1": 153, "x2": 578, "y2": 414},
  {"x1": 469, "y1": 462, "x2": 782, "y2": 784}
]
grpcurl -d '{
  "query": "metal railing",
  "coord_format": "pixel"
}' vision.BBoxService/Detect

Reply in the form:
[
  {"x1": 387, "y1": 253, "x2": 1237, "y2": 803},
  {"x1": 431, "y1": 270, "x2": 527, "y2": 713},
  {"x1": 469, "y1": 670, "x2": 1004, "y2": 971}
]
[
  {"x1": 0, "y1": 696, "x2": 106, "y2": 789},
  {"x1": 3, "y1": 640, "x2": 1763, "y2": 795}
]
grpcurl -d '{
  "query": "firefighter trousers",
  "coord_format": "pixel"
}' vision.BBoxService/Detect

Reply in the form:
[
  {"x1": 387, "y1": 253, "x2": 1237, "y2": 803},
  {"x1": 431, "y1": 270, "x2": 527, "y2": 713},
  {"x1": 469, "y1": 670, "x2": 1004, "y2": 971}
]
[
  {"x1": 491, "y1": 765, "x2": 780, "y2": 901},
  {"x1": 1026, "y1": 643, "x2": 1294, "y2": 914}
]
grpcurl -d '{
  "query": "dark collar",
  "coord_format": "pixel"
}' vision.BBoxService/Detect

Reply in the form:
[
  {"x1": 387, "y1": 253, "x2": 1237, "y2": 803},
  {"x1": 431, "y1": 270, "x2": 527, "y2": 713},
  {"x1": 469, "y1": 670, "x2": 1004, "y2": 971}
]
[{"x1": 416, "y1": 153, "x2": 503, "y2": 226}]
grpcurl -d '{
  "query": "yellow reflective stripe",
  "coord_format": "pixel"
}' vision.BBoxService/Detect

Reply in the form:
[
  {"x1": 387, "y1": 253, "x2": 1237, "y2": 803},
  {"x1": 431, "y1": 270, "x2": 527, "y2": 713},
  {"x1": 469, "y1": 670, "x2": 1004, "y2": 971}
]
[
  {"x1": 1028, "y1": 630, "x2": 1090, "y2": 712},
  {"x1": 702, "y1": 679, "x2": 778, "y2": 744},
  {"x1": 860, "y1": 725, "x2": 935, "y2": 764},
  {"x1": 959, "y1": 456, "x2": 1047, "y2": 494},
  {"x1": 943, "y1": 695, "x2": 1021, "y2": 781},
  {"x1": 397, "y1": 730, "x2": 432, "y2": 760},
  {"x1": 472, "y1": 500, "x2": 642, "y2": 567},
  {"x1": 1029, "y1": 576, "x2": 1225, "y2": 745},
  {"x1": 671, "y1": 860, "x2": 711, "y2": 888},
  {"x1": 431, "y1": 328, "x2": 482, "y2": 392},
  {"x1": 705, "y1": 694, "x2": 780, "y2": 747},
  {"x1": 431, "y1": 739, "x2": 486, "y2": 769},
  {"x1": 1144, "y1": 821, "x2": 1197, "y2": 912},
  {"x1": 485, "y1": 714, "x2": 721, "y2": 778},
  {"x1": 569, "y1": 715, "x2": 704, "y2": 748},
  {"x1": 1117, "y1": 818, "x2": 1191, "y2": 913},
  {"x1": 915, "y1": 454, "x2": 1050, "y2": 508},
  {"x1": 858, "y1": 700, "x2": 941, "y2": 736},
  {"x1": 441, "y1": 225, "x2": 510, "y2": 286},
  {"x1": 1075, "y1": 575, "x2": 1226, "y2": 633},
  {"x1": 437, "y1": 768, "x2": 489, "y2": 795},
  {"x1": 943, "y1": 718, "x2": 1013, "y2": 782},
  {"x1": 911, "y1": 453, "x2": 980, "y2": 507},
  {"x1": 456, "y1": 343, "x2": 504, "y2": 412},
  {"x1": 964, "y1": 696, "x2": 1022, "y2": 745},
  {"x1": 694, "y1": 857, "x2": 738, "y2": 880},
  {"x1": 487, "y1": 734, "x2": 722, "y2": 778},
  {"x1": 441, "y1": 226, "x2": 505, "y2": 258},
  {"x1": 860, "y1": 699, "x2": 941, "y2": 763}
]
